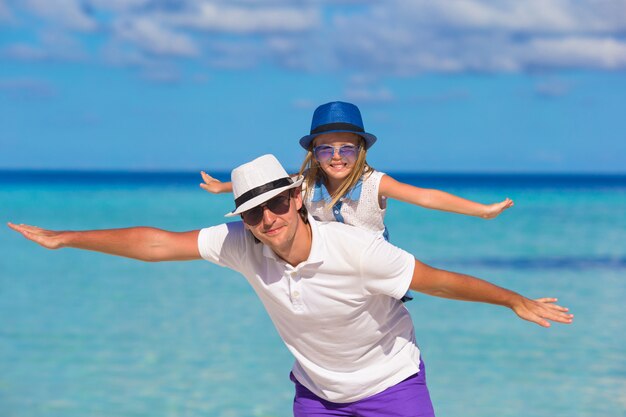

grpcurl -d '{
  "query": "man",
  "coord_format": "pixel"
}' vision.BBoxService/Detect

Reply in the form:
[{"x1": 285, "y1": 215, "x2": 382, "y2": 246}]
[{"x1": 9, "y1": 154, "x2": 573, "y2": 417}]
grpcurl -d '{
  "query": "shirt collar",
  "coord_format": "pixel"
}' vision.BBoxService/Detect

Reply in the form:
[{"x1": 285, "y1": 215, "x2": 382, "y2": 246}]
[{"x1": 310, "y1": 178, "x2": 363, "y2": 203}]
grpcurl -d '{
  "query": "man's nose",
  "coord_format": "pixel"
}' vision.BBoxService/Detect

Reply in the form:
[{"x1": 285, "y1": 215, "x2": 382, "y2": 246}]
[{"x1": 262, "y1": 205, "x2": 276, "y2": 224}]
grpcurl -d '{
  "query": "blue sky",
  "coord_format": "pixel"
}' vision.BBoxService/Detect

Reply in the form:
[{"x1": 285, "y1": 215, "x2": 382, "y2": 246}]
[{"x1": 1, "y1": 0, "x2": 625, "y2": 173}]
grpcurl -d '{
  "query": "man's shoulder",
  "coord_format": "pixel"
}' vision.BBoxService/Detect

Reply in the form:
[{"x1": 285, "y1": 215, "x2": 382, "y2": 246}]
[
  {"x1": 198, "y1": 221, "x2": 255, "y2": 251},
  {"x1": 200, "y1": 220, "x2": 246, "y2": 236}
]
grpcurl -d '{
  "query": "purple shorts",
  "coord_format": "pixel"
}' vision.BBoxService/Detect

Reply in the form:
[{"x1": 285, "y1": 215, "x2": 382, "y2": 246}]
[{"x1": 291, "y1": 358, "x2": 435, "y2": 417}]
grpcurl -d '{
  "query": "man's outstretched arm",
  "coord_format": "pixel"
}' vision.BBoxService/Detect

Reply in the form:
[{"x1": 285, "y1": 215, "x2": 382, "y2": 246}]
[
  {"x1": 8, "y1": 222, "x2": 201, "y2": 262},
  {"x1": 409, "y1": 259, "x2": 574, "y2": 328}
]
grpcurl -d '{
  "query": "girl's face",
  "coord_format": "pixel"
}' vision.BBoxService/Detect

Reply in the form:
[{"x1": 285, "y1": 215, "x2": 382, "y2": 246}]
[{"x1": 312, "y1": 132, "x2": 361, "y2": 182}]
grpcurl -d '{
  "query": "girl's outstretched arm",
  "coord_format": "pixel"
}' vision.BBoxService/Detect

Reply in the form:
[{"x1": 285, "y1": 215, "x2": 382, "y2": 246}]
[
  {"x1": 200, "y1": 171, "x2": 233, "y2": 194},
  {"x1": 379, "y1": 174, "x2": 513, "y2": 219}
]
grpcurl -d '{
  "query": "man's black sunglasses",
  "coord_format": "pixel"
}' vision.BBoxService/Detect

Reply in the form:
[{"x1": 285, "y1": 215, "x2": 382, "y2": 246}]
[{"x1": 241, "y1": 190, "x2": 292, "y2": 226}]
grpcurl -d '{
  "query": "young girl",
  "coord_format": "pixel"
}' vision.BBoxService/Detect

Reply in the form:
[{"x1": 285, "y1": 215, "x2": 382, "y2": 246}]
[
  {"x1": 200, "y1": 101, "x2": 513, "y2": 301},
  {"x1": 201, "y1": 100, "x2": 512, "y2": 231}
]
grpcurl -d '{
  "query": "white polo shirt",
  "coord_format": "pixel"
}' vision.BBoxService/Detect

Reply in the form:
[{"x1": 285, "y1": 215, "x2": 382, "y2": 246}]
[{"x1": 197, "y1": 216, "x2": 420, "y2": 403}]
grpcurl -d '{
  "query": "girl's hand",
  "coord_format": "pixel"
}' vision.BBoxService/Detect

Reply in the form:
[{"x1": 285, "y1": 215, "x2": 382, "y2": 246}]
[
  {"x1": 200, "y1": 171, "x2": 227, "y2": 194},
  {"x1": 482, "y1": 198, "x2": 514, "y2": 219},
  {"x1": 511, "y1": 297, "x2": 574, "y2": 327}
]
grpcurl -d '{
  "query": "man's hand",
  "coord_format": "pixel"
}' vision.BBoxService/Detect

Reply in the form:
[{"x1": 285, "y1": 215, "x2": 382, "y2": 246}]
[
  {"x1": 8, "y1": 223, "x2": 65, "y2": 249},
  {"x1": 511, "y1": 297, "x2": 574, "y2": 327}
]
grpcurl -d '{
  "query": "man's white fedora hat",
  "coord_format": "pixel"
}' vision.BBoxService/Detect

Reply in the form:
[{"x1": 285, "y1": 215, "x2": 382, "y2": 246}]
[{"x1": 225, "y1": 154, "x2": 304, "y2": 217}]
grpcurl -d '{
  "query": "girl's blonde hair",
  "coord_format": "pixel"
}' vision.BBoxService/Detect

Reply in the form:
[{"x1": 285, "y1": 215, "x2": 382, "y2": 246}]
[{"x1": 298, "y1": 136, "x2": 374, "y2": 208}]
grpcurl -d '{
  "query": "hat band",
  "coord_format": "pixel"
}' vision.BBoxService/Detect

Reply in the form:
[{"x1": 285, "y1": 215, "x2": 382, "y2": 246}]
[
  {"x1": 311, "y1": 122, "x2": 364, "y2": 135},
  {"x1": 234, "y1": 177, "x2": 293, "y2": 209}
]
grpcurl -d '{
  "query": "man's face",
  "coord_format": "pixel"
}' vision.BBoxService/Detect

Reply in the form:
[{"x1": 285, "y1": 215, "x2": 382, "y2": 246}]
[{"x1": 242, "y1": 188, "x2": 305, "y2": 253}]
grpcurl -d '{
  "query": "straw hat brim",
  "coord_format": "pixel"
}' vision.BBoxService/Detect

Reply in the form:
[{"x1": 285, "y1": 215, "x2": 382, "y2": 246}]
[{"x1": 225, "y1": 175, "x2": 304, "y2": 217}]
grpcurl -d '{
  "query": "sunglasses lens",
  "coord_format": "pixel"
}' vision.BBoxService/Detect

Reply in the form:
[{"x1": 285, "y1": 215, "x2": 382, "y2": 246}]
[
  {"x1": 241, "y1": 192, "x2": 291, "y2": 225},
  {"x1": 313, "y1": 146, "x2": 334, "y2": 161},
  {"x1": 313, "y1": 145, "x2": 359, "y2": 162},
  {"x1": 339, "y1": 145, "x2": 358, "y2": 160},
  {"x1": 242, "y1": 207, "x2": 263, "y2": 226},
  {"x1": 266, "y1": 195, "x2": 290, "y2": 215}
]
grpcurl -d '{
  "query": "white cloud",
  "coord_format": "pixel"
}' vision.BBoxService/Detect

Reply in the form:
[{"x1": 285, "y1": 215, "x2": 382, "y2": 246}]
[
  {"x1": 165, "y1": 2, "x2": 320, "y2": 33},
  {"x1": 0, "y1": 0, "x2": 12, "y2": 21},
  {"x1": 113, "y1": 17, "x2": 199, "y2": 57},
  {"x1": 4, "y1": 0, "x2": 626, "y2": 79},
  {"x1": 2, "y1": 30, "x2": 86, "y2": 61},
  {"x1": 344, "y1": 86, "x2": 394, "y2": 104},
  {"x1": 392, "y1": 0, "x2": 626, "y2": 34},
  {"x1": 22, "y1": 0, "x2": 97, "y2": 31},
  {"x1": 524, "y1": 37, "x2": 626, "y2": 69},
  {"x1": 328, "y1": 0, "x2": 626, "y2": 73},
  {"x1": 101, "y1": 40, "x2": 153, "y2": 67},
  {"x1": 0, "y1": 78, "x2": 56, "y2": 99},
  {"x1": 409, "y1": 90, "x2": 471, "y2": 104},
  {"x1": 86, "y1": 0, "x2": 151, "y2": 12},
  {"x1": 3, "y1": 43, "x2": 48, "y2": 60}
]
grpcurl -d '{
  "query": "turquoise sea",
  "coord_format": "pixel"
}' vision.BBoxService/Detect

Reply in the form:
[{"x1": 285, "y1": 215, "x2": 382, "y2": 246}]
[{"x1": 1, "y1": 172, "x2": 625, "y2": 417}]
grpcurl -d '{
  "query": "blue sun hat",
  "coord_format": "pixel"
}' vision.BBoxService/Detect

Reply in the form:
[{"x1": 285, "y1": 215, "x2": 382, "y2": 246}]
[{"x1": 299, "y1": 101, "x2": 377, "y2": 150}]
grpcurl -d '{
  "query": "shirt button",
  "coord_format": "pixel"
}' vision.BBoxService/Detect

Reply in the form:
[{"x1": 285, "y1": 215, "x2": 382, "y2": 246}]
[{"x1": 292, "y1": 291, "x2": 300, "y2": 298}]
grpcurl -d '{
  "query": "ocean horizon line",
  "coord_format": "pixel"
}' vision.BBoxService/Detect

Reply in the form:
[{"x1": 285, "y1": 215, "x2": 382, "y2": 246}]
[
  {"x1": 2, "y1": 168, "x2": 626, "y2": 176},
  {"x1": 2, "y1": 169, "x2": 626, "y2": 188}
]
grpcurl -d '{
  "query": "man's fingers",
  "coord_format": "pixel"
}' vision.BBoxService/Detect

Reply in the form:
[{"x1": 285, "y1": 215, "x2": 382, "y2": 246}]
[
  {"x1": 8, "y1": 222, "x2": 35, "y2": 233},
  {"x1": 516, "y1": 298, "x2": 574, "y2": 326},
  {"x1": 535, "y1": 298, "x2": 571, "y2": 313},
  {"x1": 535, "y1": 297, "x2": 558, "y2": 303},
  {"x1": 7, "y1": 222, "x2": 22, "y2": 229},
  {"x1": 546, "y1": 308, "x2": 574, "y2": 323},
  {"x1": 535, "y1": 317, "x2": 551, "y2": 328},
  {"x1": 526, "y1": 312, "x2": 551, "y2": 328},
  {"x1": 536, "y1": 302, "x2": 574, "y2": 324},
  {"x1": 8, "y1": 222, "x2": 62, "y2": 249}
]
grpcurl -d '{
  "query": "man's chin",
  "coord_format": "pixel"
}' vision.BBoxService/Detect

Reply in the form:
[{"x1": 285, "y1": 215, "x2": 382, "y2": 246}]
[{"x1": 255, "y1": 226, "x2": 287, "y2": 245}]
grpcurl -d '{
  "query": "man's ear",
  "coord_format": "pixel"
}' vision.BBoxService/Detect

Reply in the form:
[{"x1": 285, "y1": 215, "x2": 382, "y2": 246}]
[{"x1": 293, "y1": 187, "x2": 303, "y2": 210}]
